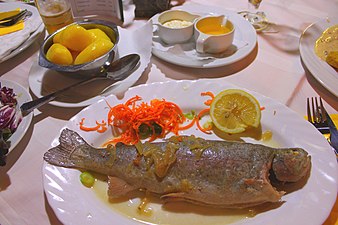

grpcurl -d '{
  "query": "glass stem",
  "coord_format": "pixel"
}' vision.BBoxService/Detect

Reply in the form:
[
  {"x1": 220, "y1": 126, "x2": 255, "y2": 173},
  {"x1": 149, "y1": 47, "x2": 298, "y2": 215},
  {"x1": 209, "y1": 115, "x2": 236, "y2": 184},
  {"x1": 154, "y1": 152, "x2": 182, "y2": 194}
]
[{"x1": 248, "y1": 0, "x2": 260, "y2": 12}]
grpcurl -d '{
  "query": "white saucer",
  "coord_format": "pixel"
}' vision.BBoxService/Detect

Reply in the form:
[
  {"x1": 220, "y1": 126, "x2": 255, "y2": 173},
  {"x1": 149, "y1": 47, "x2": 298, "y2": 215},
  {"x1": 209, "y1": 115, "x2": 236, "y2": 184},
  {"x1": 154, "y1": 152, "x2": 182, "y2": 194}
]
[
  {"x1": 28, "y1": 23, "x2": 153, "y2": 108},
  {"x1": 0, "y1": 2, "x2": 44, "y2": 63},
  {"x1": 151, "y1": 4, "x2": 257, "y2": 68}
]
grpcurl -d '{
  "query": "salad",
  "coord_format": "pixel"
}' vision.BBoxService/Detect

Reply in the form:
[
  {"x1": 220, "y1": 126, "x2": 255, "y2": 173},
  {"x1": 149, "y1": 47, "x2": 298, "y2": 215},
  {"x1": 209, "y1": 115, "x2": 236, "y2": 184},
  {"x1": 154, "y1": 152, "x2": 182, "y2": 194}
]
[{"x1": 0, "y1": 82, "x2": 22, "y2": 166}]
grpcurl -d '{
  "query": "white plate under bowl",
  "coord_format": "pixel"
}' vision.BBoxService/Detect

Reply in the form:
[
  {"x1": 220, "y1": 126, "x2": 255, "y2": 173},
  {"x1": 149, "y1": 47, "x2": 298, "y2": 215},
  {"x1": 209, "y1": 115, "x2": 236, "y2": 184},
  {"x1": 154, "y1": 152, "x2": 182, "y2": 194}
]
[
  {"x1": 43, "y1": 80, "x2": 337, "y2": 225},
  {"x1": 151, "y1": 4, "x2": 257, "y2": 68},
  {"x1": 0, "y1": 2, "x2": 44, "y2": 63},
  {"x1": 28, "y1": 23, "x2": 153, "y2": 108},
  {"x1": 0, "y1": 79, "x2": 33, "y2": 152},
  {"x1": 299, "y1": 17, "x2": 338, "y2": 98}
]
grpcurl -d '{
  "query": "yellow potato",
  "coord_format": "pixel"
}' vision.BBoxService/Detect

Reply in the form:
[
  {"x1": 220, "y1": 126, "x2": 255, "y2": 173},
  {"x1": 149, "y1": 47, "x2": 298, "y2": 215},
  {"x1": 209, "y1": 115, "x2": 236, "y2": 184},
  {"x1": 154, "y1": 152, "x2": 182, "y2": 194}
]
[
  {"x1": 88, "y1": 28, "x2": 111, "y2": 41},
  {"x1": 46, "y1": 43, "x2": 73, "y2": 65},
  {"x1": 60, "y1": 25, "x2": 95, "y2": 52},
  {"x1": 53, "y1": 31, "x2": 62, "y2": 43},
  {"x1": 74, "y1": 39, "x2": 114, "y2": 65}
]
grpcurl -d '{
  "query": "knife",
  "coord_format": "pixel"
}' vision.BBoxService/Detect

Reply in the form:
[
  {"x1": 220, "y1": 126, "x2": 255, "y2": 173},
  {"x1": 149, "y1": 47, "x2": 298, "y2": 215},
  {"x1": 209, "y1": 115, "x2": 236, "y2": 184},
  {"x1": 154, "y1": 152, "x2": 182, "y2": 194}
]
[{"x1": 325, "y1": 111, "x2": 338, "y2": 155}]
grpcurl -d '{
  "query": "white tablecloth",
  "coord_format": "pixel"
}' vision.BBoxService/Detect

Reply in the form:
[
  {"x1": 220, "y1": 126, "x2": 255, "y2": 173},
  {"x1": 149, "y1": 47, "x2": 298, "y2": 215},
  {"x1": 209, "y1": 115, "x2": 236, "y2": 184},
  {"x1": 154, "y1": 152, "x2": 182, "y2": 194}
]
[{"x1": 0, "y1": 0, "x2": 337, "y2": 224}]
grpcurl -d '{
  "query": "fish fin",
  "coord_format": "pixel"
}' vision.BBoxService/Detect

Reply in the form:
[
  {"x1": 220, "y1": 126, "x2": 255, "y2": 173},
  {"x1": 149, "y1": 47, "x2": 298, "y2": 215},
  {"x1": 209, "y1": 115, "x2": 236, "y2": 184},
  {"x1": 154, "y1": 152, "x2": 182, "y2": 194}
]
[
  {"x1": 107, "y1": 176, "x2": 136, "y2": 199},
  {"x1": 43, "y1": 128, "x2": 91, "y2": 167},
  {"x1": 161, "y1": 192, "x2": 187, "y2": 202},
  {"x1": 161, "y1": 193, "x2": 211, "y2": 206}
]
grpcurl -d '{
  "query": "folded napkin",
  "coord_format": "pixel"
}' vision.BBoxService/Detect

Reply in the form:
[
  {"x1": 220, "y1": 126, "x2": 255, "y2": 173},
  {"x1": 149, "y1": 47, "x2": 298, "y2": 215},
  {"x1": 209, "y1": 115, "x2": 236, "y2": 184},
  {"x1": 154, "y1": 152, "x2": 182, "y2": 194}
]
[
  {"x1": 323, "y1": 196, "x2": 338, "y2": 225},
  {"x1": 0, "y1": 8, "x2": 24, "y2": 36},
  {"x1": 0, "y1": 8, "x2": 20, "y2": 20}
]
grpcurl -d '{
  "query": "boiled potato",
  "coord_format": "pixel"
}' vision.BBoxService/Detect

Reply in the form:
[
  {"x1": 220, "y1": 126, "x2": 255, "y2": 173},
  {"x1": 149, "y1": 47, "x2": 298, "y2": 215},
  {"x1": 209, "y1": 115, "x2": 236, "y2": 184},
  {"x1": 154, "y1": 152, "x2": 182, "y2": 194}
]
[
  {"x1": 46, "y1": 43, "x2": 73, "y2": 65},
  {"x1": 74, "y1": 39, "x2": 114, "y2": 65},
  {"x1": 59, "y1": 25, "x2": 95, "y2": 52}
]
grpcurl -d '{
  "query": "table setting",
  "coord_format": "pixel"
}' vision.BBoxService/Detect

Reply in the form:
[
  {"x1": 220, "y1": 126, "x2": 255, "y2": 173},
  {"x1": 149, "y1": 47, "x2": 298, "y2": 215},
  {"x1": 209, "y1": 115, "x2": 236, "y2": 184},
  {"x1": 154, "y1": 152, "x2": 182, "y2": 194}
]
[{"x1": 0, "y1": 0, "x2": 337, "y2": 225}]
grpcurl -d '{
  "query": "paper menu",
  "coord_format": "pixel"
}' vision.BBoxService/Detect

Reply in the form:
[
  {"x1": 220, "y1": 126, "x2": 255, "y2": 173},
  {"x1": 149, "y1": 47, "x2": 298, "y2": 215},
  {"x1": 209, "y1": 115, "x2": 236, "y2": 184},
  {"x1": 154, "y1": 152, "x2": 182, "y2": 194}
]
[{"x1": 69, "y1": 0, "x2": 124, "y2": 22}]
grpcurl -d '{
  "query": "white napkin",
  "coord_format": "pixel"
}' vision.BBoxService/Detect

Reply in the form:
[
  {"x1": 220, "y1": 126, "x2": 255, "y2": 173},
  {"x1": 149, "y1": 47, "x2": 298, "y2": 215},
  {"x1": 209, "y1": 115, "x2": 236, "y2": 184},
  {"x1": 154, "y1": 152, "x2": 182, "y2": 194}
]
[
  {"x1": 0, "y1": 14, "x2": 42, "y2": 61},
  {"x1": 152, "y1": 34, "x2": 248, "y2": 61}
]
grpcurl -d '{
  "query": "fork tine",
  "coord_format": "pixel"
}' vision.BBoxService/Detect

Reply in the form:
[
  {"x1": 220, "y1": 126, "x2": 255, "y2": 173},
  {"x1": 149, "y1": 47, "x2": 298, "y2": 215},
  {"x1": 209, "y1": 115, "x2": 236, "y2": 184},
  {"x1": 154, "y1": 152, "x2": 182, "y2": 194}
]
[
  {"x1": 311, "y1": 97, "x2": 317, "y2": 123},
  {"x1": 319, "y1": 97, "x2": 327, "y2": 122},
  {"x1": 315, "y1": 97, "x2": 320, "y2": 123},
  {"x1": 307, "y1": 98, "x2": 312, "y2": 123}
]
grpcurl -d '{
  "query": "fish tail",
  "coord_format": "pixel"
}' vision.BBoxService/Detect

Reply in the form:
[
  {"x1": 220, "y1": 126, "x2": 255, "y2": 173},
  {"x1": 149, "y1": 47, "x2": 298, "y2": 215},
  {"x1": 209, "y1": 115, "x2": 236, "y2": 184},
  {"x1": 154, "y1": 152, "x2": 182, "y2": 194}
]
[{"x1": 43, "y1": 128, "x2": 91, "y2": 168}]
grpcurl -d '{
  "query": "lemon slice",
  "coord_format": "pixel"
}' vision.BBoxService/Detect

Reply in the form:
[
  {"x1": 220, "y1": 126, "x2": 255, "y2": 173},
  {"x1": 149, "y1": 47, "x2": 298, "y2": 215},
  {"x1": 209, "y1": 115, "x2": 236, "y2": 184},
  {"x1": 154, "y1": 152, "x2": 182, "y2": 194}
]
[{"x1": 210, "y1": 89, "x2": 261, "y2": 134}]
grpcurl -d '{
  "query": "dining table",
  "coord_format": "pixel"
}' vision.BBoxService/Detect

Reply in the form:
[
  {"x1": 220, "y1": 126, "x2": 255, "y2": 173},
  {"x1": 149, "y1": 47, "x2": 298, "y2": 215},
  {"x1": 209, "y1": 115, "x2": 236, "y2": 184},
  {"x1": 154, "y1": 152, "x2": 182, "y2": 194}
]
[{"x1": 0, "y1": 0, "x2": 337, "y2": 224}]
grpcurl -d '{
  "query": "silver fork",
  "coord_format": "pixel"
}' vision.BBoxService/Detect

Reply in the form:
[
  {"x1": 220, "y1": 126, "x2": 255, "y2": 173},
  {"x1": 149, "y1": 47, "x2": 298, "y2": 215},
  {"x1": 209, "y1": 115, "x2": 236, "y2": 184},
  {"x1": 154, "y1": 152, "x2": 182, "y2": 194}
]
[
  {"x1": 306, "y1": 97, "x2": 330, "y2": 134},
  {"x1": 307, "y1": 97, "x2": 338, "y2": 156}
]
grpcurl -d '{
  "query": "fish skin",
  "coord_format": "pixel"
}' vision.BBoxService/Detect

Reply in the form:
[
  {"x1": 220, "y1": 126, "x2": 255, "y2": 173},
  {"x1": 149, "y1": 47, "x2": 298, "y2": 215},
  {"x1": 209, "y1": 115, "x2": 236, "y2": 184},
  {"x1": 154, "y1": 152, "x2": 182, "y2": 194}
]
[{"x1": 44, "y1": 128, "x2": 311, "y2": 208}]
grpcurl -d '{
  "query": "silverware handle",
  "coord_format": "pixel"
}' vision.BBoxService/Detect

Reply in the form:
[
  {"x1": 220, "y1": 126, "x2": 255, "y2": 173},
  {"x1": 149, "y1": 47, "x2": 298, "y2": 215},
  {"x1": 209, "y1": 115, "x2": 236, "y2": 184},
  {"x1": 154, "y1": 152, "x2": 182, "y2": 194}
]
[{"x1": 20, "y1": 76, "x2": 99, "y2": 116}]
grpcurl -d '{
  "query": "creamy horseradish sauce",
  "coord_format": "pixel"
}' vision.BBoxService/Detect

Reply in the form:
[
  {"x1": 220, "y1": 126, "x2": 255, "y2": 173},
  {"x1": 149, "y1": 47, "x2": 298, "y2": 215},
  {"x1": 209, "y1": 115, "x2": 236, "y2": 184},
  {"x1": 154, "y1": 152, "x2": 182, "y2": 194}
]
[{"x1": 162, "y1": 19, "x2": 193, "y2": 28}]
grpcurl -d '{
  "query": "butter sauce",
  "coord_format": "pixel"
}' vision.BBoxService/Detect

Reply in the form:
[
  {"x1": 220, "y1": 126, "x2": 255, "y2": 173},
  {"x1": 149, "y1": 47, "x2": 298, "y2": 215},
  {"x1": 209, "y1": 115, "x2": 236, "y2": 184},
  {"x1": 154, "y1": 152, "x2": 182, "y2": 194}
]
[
  {"x1": 94, "y1": 180, "x2": 249, "y2": 225},
  {"x1": 93, "y1": 179, "x2": 282, "y2": 225}
]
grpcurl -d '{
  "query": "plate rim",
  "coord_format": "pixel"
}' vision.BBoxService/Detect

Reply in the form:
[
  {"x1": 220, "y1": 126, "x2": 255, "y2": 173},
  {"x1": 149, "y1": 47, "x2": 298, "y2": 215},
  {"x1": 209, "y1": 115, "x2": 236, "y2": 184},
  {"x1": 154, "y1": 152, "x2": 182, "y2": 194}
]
[
  {"x1": 150, "y1": 5, "x2": 257, "y2": 68},
  {"x1": 43, "y1": 79, "x2": 337, "y2": 225}
]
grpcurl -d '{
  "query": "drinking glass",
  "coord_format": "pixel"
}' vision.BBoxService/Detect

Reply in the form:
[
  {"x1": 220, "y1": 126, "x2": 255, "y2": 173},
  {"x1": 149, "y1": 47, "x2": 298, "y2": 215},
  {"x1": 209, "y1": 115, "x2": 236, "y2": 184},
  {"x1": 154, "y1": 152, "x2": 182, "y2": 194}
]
[
  {"x1": 239, "y1": 0, "x2": 269, "y2": 31},
  {"x1": 34, "y1": 0, "x2": 74, "y2": 34}
]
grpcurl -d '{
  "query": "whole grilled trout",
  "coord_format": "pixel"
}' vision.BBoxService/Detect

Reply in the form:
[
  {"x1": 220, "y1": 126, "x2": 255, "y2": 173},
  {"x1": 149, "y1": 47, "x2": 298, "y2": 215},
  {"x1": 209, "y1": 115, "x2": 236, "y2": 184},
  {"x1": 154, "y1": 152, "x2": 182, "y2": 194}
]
[{"x1": 44, "y1": 128, "x2": 311, "y2": 208}]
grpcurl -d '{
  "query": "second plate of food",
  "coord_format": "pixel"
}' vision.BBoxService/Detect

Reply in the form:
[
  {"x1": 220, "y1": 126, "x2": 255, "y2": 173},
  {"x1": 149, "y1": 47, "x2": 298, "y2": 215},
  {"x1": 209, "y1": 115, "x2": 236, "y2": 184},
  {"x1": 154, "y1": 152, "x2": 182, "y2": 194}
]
[{"x1": 299, "y1": 17, "x2": 338, "y2": 97}]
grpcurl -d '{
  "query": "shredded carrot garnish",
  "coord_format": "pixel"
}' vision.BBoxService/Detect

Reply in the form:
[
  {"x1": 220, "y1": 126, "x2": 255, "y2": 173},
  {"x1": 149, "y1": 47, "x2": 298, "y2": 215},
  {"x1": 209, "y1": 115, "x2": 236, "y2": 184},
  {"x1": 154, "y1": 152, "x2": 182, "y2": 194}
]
[
  {"x1": 80, "y1": 92, "x2": 219, "y2": 144},
  {"x1": 260, "y1": 106, "x2": 265, "y2": 111},
  {"x1": 105, "y1": 96, "x2": 189, "y2": 145},
  {"x1": 80, "y1": 118, "x2": 107, "y2": 133},
  {"x1": 178, "y1": 118, "x2": 196, "y2": 130},
  {"x1": 201, "y1": 91, "x2": 215, "y2": 106},
  {"x1": 196, "y1": 108, "x2": 212, "y2": 134}
]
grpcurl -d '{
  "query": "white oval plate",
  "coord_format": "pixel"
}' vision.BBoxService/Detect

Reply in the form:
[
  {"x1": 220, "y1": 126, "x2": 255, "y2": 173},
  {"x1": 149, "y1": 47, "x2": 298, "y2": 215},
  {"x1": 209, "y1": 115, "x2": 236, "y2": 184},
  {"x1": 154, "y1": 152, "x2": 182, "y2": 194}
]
[
  {"x1": 151, "y1": 4, "x2": 257, "y2": 68},
  {"x1": 0, "y1": 2, "x2": 44, "y2": 63},
  {"x1": 0, "y1": 79, "x2": 33, "y2": 152},
  {"x1": 28, "y1": 23, "x2": 153, "y2": 108},
  {"x1": 299, "y1": 17, "x2": 338, "y2": 98},
  {"x1": 43, "y1": 80, "x2": 337, "y2": 225}
]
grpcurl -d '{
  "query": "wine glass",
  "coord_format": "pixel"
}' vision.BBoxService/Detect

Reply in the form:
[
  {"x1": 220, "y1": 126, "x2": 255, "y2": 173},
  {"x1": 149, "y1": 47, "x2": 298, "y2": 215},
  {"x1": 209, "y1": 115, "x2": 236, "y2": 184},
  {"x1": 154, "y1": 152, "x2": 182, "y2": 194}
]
[{"x1": 239, "y1": 0, "x2": 269, "y2": 31}]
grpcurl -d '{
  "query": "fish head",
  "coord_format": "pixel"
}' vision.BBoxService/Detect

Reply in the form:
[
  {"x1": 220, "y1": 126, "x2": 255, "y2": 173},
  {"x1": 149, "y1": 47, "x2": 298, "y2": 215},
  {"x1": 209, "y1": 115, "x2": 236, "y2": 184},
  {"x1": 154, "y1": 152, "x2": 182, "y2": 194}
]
[{"x1": 272, "y1": 148, "x2": 311, "y2": 182}]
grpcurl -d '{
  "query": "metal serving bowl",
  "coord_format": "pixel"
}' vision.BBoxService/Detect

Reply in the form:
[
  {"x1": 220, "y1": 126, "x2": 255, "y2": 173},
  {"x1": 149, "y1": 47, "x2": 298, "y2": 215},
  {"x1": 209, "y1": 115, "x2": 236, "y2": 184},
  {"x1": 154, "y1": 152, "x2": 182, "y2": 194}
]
[{"x1": 38, "y1": 19, "x2": 119, "y2": 76}]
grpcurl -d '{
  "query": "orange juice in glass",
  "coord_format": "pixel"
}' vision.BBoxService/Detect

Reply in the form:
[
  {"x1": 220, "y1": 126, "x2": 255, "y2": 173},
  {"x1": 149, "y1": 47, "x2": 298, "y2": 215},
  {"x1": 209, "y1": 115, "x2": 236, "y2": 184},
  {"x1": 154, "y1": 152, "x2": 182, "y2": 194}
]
[{"x1": 34, "y1": 0, "x2": 74, "y2": 34}]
